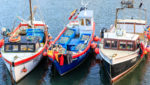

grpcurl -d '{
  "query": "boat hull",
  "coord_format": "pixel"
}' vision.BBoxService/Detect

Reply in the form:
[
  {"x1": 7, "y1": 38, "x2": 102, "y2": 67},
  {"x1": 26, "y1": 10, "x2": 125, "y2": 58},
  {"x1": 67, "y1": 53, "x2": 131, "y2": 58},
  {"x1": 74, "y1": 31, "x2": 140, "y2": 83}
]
[
  {"x1": 49, "y1": 48, "x2": 91, "y2": 76},
  {"x1": 100, "y1": 52, "x2": 143, "y2": 83},
  {"x1": 2, "y1": 53, "x2": 43, "y2": 82}
]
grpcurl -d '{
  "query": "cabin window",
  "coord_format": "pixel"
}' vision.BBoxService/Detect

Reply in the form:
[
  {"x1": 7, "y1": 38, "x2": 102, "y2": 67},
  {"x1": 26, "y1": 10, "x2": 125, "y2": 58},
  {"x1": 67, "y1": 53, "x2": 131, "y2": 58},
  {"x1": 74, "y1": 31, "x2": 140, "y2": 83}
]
[
  {"x1": 105, "y1": 40, "x2": 111, "y2": 48},
  {"x1": 119, "y1": 41, "x2": 126, "y2": 49},
  {"x1": 5, "y1": 45, "x2": 12, "y2": 51},
  {"x1": 28, "y1": 45, "x2": 34, "y2": 51},
  {"x1": 86, "y1": 19, "x2": 91, "y2": 26},
  {"x1": 127, "y1": 42, "x2": 133, "y2": 50},
  {"x1": 21, "y1": 45, "x2": 27, "y2": 51},
  {"x1": 12, "y1": 45, "x2": 18, "y2": 51},
  {"x1": 112, "y1": 41, "x2": 117, "y2": 49},
  {"x1": 80, "y1": 19, "x2": 84, "y2": 26}
]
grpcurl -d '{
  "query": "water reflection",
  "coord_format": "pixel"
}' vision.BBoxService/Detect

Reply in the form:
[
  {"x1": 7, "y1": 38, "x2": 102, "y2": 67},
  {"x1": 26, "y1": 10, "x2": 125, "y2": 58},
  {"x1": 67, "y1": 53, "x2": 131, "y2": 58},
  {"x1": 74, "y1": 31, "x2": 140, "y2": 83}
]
[
  {"x1": 17, "y1": 57, "x2": 49, "y2": 85},
  {"x1": 0, "y1": 59, "x2": 12, "y2": 85}
]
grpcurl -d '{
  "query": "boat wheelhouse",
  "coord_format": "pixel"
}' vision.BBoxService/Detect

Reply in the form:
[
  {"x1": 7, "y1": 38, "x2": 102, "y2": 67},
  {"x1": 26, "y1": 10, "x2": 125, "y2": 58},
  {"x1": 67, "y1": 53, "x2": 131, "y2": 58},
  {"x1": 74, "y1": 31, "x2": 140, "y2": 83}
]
[
  {"x1": 99, "y1": 29, "x2": 142, "y2": 82},
  {"x1": 47, "y1": 9, "x2": 95, "y2": 76}
]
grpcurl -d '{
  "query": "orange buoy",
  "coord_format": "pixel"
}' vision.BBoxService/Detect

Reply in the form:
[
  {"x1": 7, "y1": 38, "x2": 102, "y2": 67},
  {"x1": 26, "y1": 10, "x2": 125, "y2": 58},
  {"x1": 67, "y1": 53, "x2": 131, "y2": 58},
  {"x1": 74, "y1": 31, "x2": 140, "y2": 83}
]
[
  {"x1": 91, "y1": 43, "x2": 97, "y2": 49},
  {"x1": 93, "y1": 36, "x2": 99, "y2": 42},
  {"x1": 0, "y1": 39, "x2": 4, "y2": 48},
  {"x1": 43, "y1": 52, "x2": 47, "y2": 56},
  {"x1": 49, "y1": 36, "x2": 53, "y2": 40},
  {"x1": 144, "y1": 50, "x2": 148, "y2": 55},
  {"x1": 95, "y1": 48, "x2": 99, "y2": 54},
  {"x1": 22, "y1": 67, "x2": 27, "y2": 72}
]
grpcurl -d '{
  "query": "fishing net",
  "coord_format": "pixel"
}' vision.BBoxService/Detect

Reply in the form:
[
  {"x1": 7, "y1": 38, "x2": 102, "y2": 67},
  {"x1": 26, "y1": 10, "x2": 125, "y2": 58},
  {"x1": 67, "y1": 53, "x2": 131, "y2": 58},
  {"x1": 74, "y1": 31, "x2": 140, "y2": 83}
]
[
  {"x1": 59, "y1": 37, "x2": 69, "y2": 44},
  {"x1": 80, "y1": 35, "x2": 90, "y2": 41},
  {"x1": 75, "y1": 43, "x2": 86, "y2": 51},
  {"x1": 64, "y1": 30, "x2": 74, "y2": 36}
]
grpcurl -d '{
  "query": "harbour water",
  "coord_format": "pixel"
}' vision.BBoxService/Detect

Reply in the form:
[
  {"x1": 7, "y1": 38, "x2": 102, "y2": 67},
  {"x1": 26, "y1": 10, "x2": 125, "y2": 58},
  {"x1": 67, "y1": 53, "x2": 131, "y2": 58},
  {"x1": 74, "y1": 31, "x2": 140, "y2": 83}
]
[{"x1": 0, "y1": 0, "x2": 150, "y2": 85}]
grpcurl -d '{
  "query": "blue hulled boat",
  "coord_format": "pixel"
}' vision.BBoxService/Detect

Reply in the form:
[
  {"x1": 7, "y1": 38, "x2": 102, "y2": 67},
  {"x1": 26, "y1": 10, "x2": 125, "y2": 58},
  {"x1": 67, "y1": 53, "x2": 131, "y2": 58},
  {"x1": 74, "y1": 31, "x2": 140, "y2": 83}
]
[{"x1": 47, "y1": 8, "x2": 95, "y2": 75}]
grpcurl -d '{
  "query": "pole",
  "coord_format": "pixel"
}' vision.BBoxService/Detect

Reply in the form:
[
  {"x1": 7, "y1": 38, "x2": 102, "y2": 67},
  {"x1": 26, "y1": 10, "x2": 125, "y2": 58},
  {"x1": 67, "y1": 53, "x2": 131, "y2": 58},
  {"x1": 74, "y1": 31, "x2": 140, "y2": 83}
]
[
  {"x1": 29, "y1": 0, "x2": 33, "y2": 26},
  {"x1": 10, "y1": 64, "x2": 15, "y2": 85}
]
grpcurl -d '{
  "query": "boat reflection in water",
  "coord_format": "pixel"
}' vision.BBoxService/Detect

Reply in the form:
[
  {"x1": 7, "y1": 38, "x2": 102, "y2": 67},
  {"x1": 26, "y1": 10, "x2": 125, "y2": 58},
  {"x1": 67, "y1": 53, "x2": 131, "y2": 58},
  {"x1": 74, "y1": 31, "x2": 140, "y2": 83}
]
[{"x1": 40, "y1": 52, "x2": 100, "y2": 85}]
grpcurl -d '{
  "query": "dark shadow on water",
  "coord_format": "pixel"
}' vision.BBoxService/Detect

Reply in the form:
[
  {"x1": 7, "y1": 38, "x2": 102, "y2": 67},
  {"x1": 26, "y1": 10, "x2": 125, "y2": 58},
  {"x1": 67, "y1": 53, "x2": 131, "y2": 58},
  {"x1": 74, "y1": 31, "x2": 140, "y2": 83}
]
[
  {"x1": 40, "y1": 52, "x2": 98, "y2": 85},
  {"x1": 98, "y1": 56, "x2": 111, "y2": 85},
  {"x1": 0, "y1": 58, "x2": 12, "y2": 85}
]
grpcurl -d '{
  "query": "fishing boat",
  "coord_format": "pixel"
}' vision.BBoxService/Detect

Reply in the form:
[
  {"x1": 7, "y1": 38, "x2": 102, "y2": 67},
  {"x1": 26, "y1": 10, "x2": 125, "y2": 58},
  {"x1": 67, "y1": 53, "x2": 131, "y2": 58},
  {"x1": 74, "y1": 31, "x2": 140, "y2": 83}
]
[
  {"x1": 47, "y1": 6, "x2": 95, "y2": 75},
  {"x1": 99, "y1": 0, "x2": 149, "y2": 83},
  {"x1": 0, "y1": 0, "x2": 49, "y2": 82}
]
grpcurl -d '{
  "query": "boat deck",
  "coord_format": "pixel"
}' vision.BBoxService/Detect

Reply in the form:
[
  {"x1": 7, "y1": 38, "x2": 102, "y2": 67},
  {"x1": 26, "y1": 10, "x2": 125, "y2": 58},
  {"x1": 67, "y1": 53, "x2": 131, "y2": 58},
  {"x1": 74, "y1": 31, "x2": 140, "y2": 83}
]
[{"x1": 99, "y1": 43, "x2": 139, "y2": 64}]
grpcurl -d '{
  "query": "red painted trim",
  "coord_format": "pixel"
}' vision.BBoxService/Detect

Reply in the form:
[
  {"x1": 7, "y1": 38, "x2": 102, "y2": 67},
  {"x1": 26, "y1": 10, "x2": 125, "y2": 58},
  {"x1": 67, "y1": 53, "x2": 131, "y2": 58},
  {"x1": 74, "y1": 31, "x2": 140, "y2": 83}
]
[
  {"x1": 3, "y1": 58, "x2": 12, "y2": 65},
  {"x1": 53, "y1": 27, "x2": 67, "y2": 43},
  {"x1": 3, "y1": 23, "x2": 48, "y2": 66}
]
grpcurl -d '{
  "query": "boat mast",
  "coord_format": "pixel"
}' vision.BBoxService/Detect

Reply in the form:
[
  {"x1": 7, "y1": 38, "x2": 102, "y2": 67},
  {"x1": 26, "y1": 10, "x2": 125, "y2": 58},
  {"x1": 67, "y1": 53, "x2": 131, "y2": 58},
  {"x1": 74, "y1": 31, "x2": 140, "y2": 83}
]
[{"x1": 29, "y1": 0, "x2": 33, "y2": 27}]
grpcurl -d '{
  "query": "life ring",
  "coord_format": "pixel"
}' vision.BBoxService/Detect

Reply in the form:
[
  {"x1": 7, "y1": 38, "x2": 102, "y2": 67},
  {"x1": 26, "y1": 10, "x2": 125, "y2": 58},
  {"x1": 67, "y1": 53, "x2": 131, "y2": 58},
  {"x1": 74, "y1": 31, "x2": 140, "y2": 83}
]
[{"x1": 9, "y1": 35, "x2": 21, "y2": 42}]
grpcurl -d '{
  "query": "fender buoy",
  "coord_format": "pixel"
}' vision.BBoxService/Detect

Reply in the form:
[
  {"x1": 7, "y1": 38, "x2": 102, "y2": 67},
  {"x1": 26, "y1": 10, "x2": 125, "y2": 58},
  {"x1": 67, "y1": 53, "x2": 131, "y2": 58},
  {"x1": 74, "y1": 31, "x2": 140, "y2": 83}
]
[
  {"x1": 0, "y1": 54, "x2": 2, "y2": 58},
  {"x1": 43, "y1": 52, "x2": 47, "y2": 56},
  {"x1": 49, "y1": 36, "x2": 53, "y2": 40},
  {"x1": 144, "y1": 50, "x2": 147, "y2": 55},
  {"x1": 22, "y1": 67, "x2": 27, "y2": 72},
  {"x1": 95, "y1": 48, "x2": 99, "y2": 54},
  {"x1": 140, "y1": 43, "x2": 145, "y2": 58},
  {"x1": 93, "y1": 36, "x2": 99, "y2": 42},
  {"x1": 91, "y1": 43, "x2": 97, "y2": 49},
  {"x1": 147, "y1": 32, "x2": 150, "y2": 40},
  {"x1": 0, "y1": 39, "x2": 4, "y2": 48}
]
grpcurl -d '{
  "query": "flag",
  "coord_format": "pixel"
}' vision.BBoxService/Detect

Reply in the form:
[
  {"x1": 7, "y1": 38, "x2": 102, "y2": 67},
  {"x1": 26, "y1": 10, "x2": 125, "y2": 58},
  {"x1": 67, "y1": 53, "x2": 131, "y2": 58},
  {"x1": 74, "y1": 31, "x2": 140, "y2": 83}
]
[
  {"x1": 74, "y1": 13, "x2": 79, "y2": 19},
  {"x1": 68, "y1": 9, "x2": 77, "y2": 20}
]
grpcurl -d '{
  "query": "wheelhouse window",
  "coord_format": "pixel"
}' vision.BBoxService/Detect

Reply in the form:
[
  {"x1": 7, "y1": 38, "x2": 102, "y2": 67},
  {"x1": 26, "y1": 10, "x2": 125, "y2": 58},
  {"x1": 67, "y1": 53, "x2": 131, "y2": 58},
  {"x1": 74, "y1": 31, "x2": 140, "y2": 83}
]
[
  {"x1": 12, "y1": 45, "x2": 18, "y2": 51},
  {"x1": 86, "y1": 19, "x2": 91, "y2": 26},
  {"x1": 127, "y1": 42, "x2": 133, "y2": 50},
  {"x1": 5, "y1": 45, "x2": 12, "y2": 51},
  {"x1": 105, "y1": 40, "x2": 111, "y2": 48},
  {"x1": 21, "y1": 45, "x2": 27, "y2": 51},
  {"x1": 28, "y1": 45, "x2": 34, "y2": 51},
  {"x1": 112, "y1": 40, "x2": 117, "y2": 49},
  {"x1": 80, "y1": 19, "x2": 84, "y2": 26},
  {"x1": 119, "y1": 41, "x2": 126, "y2": 49}
]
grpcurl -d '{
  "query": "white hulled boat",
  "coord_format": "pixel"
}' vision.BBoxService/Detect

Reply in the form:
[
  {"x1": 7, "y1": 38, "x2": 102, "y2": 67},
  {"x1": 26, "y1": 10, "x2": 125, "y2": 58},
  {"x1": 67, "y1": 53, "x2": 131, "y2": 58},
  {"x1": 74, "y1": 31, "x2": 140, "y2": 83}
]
[{"x1": 0, "y1": 0, "x2": 49, "y2": 82}]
